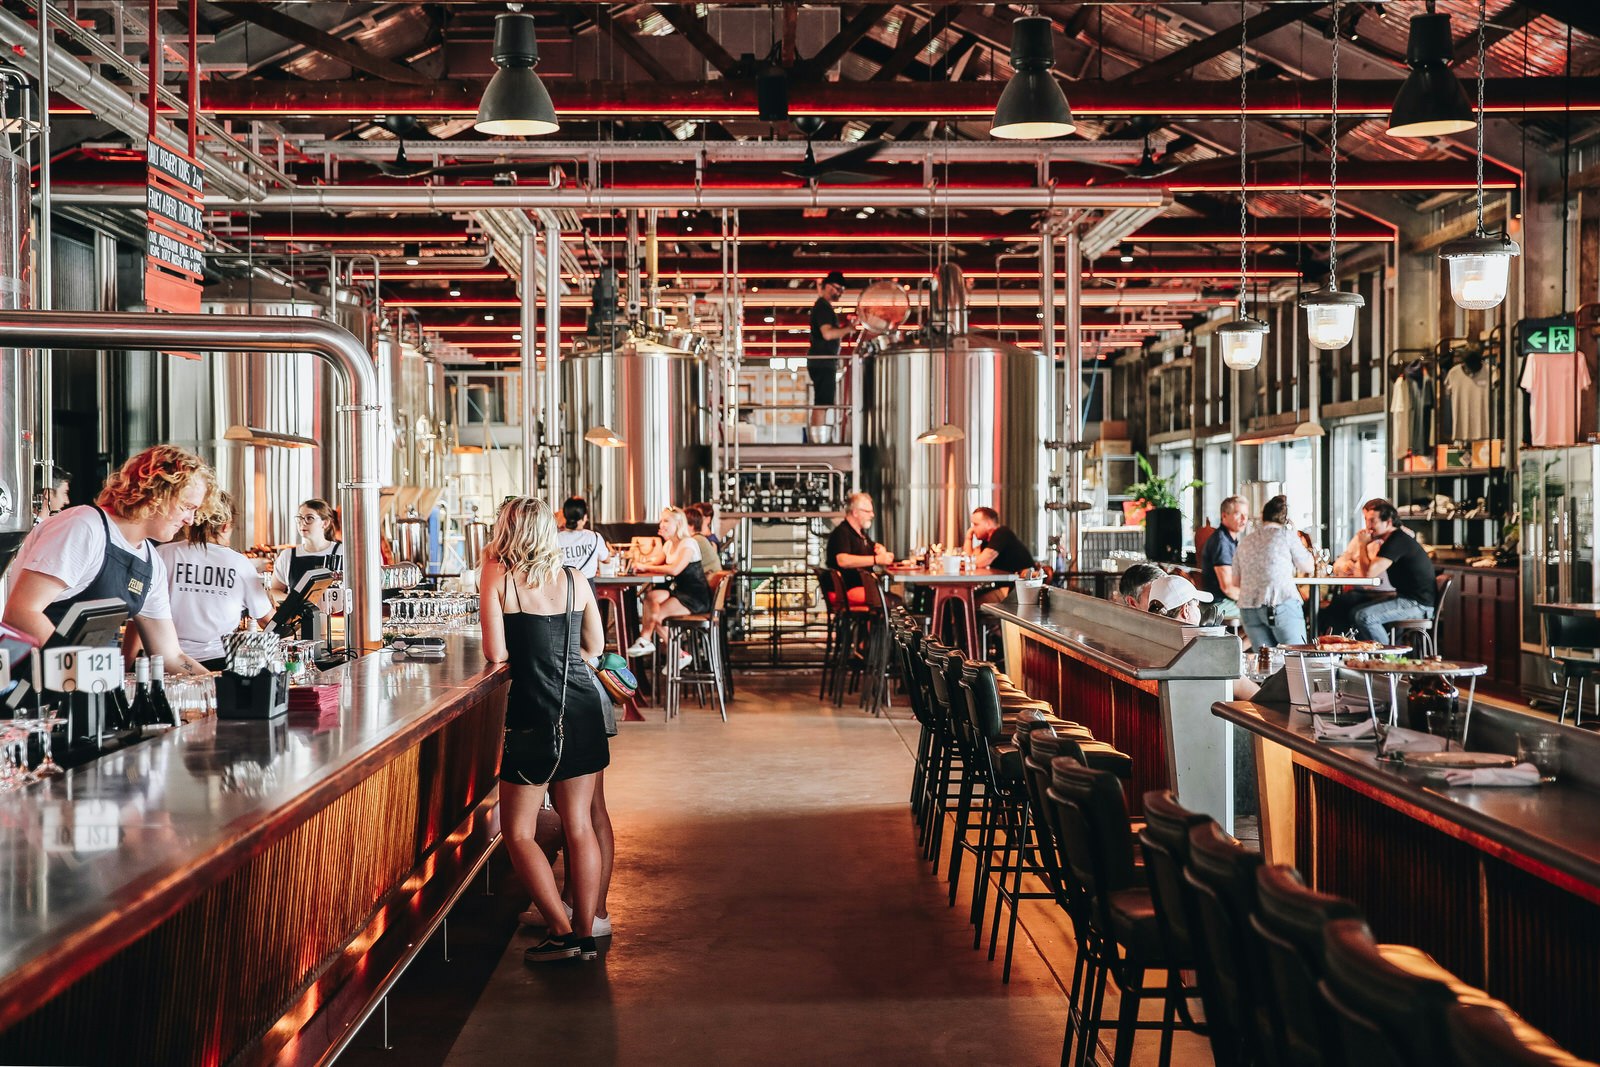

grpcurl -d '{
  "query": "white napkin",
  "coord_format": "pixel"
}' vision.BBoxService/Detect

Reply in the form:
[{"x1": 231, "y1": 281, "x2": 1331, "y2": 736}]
[
  {"x1": 1439, "y1": 762, "x2": 1543, "y2": 788},
  {"x1": 1309, "y1": 691, "x2": 1386, "y2": 716},
  {"x1": 1379, "y1": 726, "x2": 1448, "y2": 755},
  {"x1": 1313, "y1": 716, "x2": 1376, "y2": 742}
]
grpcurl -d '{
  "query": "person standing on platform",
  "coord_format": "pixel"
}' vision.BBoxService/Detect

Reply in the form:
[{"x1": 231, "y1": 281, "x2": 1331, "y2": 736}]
[
  {"x1": 32, "y1": 466, "x2": 70, "y2": 524},
  {"x1": 1200, "y1": 495, "x2": 1246, "y2": 619},
  {"x1": 1320, "y1": 498, "x2": 1436, "y2": 642},
  {"x1": 480, "y1": 497, "x2": 610, "y2": 964},
  {"x1": 827, "y1": 492, "x2": 894, "y2": 607},
  {"x1": 1234, "y1": 494, "x2": 1314, "y2": 649},
  {"x1": 3, "y1": 444, "x2": 214, "y2": 674},
  {"x1": 808, "y1": 270, "x2": 853, "y2": 444},
  {"x1": 155, "y1": 491, "x2": 274, "y2": 670},
  {"x1": 270, "y1": 499, "x2": 342, "y2": 598},
  {"x1": 557, "y1": 496, "x2": 611, "y2": 580}
]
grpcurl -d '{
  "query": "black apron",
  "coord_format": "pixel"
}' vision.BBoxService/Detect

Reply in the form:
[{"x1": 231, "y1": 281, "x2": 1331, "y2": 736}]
[
  {"x1": 287, "y1": 542, "x2": 343, "y2": 589},
  {"x1": 43, "y1": 506, "x2": 153, "y2": 644}
]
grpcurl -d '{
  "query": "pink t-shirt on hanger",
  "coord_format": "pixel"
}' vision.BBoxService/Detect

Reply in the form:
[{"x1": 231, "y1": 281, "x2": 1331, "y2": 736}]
[{"x1": 1521, "y1": 351, "x2": 1593, "y2": 447}]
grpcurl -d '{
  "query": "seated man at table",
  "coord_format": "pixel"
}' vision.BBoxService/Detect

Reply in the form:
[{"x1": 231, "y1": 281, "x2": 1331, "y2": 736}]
[
  {"x1": 827, "y1": 492, "x2": 894, "y2": 606},
  {"x1": 965, "y1": 507, "x2": 1035, "y2": 607},
  {"x1": 1319, "y1": 498, "x2": 1436, "y2": 642},
  {"x1": 1116, "y1": 561, "x2": 1167, "y2": 610}
]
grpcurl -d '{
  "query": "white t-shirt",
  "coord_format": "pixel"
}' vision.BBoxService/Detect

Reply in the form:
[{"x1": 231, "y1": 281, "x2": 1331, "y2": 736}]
[
  {"x1": 10, "y1": 505, "x2": 172, "y2": 618},
  {"x1": 272, "y1": 543, "x2": 343, "y2": 590},
  {"x1": 157, "y1": 541, "x2": 273, "y2": 661},
  {"x1": 557, "y1": 529, "x2": 609, "y2": 578}
]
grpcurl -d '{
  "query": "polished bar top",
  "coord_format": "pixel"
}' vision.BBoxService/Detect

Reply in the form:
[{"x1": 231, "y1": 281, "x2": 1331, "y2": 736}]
[
  {"x1": 893, "y1": 567, "x2": 1019, "y2": 585},
  {"x1": 0, "y1": 636, "x2": 506, "y2": 1014},
  {"x1": 1215, "y1": 698, "x2": 1600, "y2": 897},
  {"x1": 984, "y1": 590, "x2": 1240, "y2": 681}
]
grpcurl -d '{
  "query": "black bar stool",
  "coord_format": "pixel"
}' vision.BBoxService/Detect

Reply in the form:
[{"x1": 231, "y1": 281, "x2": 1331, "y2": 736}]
[
  {"x1": 1317, "y1": 917, "x2": 1458, "y2": 1067},
  {"x1": 1446, "y1": 1002, "x2": 1600, "y2": 1067},
  {"x1": 1183, "y1": 820, "x2": 1273, "y2": 1066},
  {"x1": 1251, "y1": 864, "x2": 1363, "y2": 1067}
]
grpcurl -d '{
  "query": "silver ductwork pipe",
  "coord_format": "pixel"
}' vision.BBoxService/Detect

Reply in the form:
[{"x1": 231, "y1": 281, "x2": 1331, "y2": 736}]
[
  {"x1": 53, "y1": 186, "x2": 1171, "y2": 214},
  {"x1": 520, "y1": 229, "x2": 538, "y2": 494},
  {"x1": 543, "y1": 225, "x2": 563, "y2": 501},
  {"x1": 0, "y1": 311, "x2": 383, "y2": 650},
  {"x1": 1063, "y1": 230, "x2": 1083, "y2": 571},
  {"x1": 0, "y1": 5, "x2": 265, "y2": 201}
]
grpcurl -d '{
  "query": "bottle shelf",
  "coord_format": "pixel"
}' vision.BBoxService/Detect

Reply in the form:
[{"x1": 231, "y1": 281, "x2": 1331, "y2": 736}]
[{"x1": 1389, "y1": 467, "x2": 1504, "y2": 480}]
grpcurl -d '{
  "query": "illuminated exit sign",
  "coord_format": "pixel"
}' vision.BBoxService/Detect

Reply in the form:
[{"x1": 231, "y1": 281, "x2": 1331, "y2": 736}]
[{"x1": 1522, "y1": 314, "x2": 1577, "y2": 356}]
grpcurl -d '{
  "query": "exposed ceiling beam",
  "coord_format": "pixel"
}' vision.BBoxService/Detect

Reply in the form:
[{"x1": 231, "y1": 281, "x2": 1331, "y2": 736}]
[
  {"x1": 1452, "y1": 2, "x2": 1540, "y2": 62},
  {"x1": 1119, "y1": 3, "x2": 1327, "y2": 87},
  {"x1": 185, "y1": 77, "x2": 1600, "y2": 120},
  {"x1": 654, "y1": 6, "x2": 741, "y2": 78},
  {"x1": 1516, "y1": 0, "x2": 1600, "y2": 42},
  {"x1": 797, "y1": 5, "x2": 894, "y2": 78},
  {"x1": 591, "y1": 8, "x2": 676, "y2": 82},
  {"x1": 871, "y1": 7, "x2": 963, "y2": 82},
  {"x1": 212, "y1": 2, "x2": 431, "y2": 85}
]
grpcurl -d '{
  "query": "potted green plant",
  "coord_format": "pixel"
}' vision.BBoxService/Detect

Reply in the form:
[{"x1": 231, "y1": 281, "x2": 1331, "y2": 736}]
[{"x1": 1124, "y1": 454, "x2": 1202, "y2": 563}]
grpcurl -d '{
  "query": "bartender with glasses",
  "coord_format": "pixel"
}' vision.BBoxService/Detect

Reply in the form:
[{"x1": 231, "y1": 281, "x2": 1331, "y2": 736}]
[
  {"x1": 2, "y1": 444, "x2": 215, "y2": 674},
  {"x1": 271, "y1": 498, "x2": 343, "y2": 598}
]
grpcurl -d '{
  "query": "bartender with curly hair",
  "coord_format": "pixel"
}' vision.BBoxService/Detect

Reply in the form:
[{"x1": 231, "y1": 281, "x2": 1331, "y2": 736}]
[{"x1": 3, "y1": 444, "x2": 217, "y2": 675}]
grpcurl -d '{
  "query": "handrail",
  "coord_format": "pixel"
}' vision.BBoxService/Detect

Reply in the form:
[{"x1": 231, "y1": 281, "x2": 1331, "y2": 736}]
[{"x1": 0, "y1": 311, "x2": 383, "y2": 650}]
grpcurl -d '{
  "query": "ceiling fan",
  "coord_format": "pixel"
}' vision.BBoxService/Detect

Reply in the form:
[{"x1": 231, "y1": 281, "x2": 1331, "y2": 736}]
[
  {"x1": 782, "y1": 116, "x2": 889, "y2": 185},
  {"x1": 1085, "y1": 133, "x2": 1299, "y2": 182},
  {"x1": 374, "y1": 141, "x2": 526, "y2": 181}
]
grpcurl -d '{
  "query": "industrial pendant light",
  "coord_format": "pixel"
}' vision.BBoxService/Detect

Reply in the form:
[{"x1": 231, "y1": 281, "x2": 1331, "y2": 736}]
[
  {"x1": 1221, "y1": 3, "x2": 1266, "y2": 372},
  {"x1": 584, "y1": 425, "x2": 626, "y2": 448},
  {"x1": 915, "y1": 423, "x2": 966, "y2": 445},
  {"x1": 474, "y1": 9, "x2": 559, "y2": 137},
  {"x1": 1386, "y1": 10, "x2": 1475, "y2": 139},
  {"x1": 1300, "y1": 0, "x2": 1364, "y2": 351},
  {"x1": 990, "y1": 15, "x2": 1076, "y2": 140},
  {"x1": 1437, "y1": 0, "x2": 1519, "y2": 310}
]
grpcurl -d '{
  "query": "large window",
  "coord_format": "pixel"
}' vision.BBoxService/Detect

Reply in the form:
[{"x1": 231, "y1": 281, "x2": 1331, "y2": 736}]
[
  {"x1": 1329, "y1": 417, "x2": 1388, "y2": 549},
  {"x1": 1254, "y1": 439, "x2": 1316, "y2": 533}
]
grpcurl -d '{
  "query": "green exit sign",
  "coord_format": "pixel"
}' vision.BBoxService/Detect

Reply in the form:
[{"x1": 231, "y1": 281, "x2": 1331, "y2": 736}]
[{"x1": 1522, "y1": 315, "x2": 1578, "y2": 355}]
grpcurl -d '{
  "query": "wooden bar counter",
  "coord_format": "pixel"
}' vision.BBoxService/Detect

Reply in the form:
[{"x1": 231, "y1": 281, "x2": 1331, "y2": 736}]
[
  {"x1": 0, "y1": 636, "x2": 509, "y2": 1066},
  {"x1": 1215, "y1": 696, "x2": 1600, "y2": 1058},
  {"x1": 984, "y1": 590, "x2": 1242, "y2": 825}
]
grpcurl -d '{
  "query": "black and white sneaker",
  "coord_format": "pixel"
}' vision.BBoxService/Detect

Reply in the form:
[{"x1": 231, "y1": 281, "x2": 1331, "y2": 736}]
[
  {"x1": 578, "y1": 936, "x2": 599, "y2": 961},
  {"x1": 524, "y1": 934, "x2": 582, "y2": 963}
]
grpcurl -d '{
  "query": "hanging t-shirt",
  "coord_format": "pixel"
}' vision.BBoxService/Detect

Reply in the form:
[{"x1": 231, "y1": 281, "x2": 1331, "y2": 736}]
[
  {"x1": 156, "y1": 541, "x2": 273, "y2": 661},
  {"x1": 1391, "y1": 377, "x2": 1414, "y2": 460},
  {"x1": 1444, "y1": 362, "x2": 1492, "y2": 442},
  {"x1": 1521, "y1": 352, "x2": 1593, "y2": 447}
]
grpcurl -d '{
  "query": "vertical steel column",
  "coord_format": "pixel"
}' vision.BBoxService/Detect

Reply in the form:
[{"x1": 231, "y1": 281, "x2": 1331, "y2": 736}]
[
  {"x1": 1040, "y1": 231, "x2": 1058, "y2": 559},
  {"x1": 1308, "y1": 348, "x2": 1324, "y2": 542},
  {"x1": 1063, "y1": 229, "x2": 1083, "y2": 571},
  {"x1": 34, "y1": 4, "x2": 52, "y2": 496},
  {"x1": 543, "y1": 224, "x2": 562, "y2": 502},
  {"x1": 520, "y1": 229, "x2": 538, "y2": 494}
]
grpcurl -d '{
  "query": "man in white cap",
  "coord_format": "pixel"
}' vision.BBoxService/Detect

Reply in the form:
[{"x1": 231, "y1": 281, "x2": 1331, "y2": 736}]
[{"x1": 1144, "y1": 573, "x2": 1213, "y2": 626}]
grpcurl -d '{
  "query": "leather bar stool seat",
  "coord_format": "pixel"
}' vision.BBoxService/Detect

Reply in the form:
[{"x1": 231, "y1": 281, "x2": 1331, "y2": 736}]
[
  {"x1": 1252, "y1": 864, "x2": 1363, "y2": 1067},
  {"x1": 1318, "y1": 917, "x2": 1458, "y2": 1067},
  {"x1": 1447, "y1": 1003, "x2": 1600, "y2": 1067},
  {"x1": 1184, "y1": 821, "x2": 1271, "y2": 1066}
]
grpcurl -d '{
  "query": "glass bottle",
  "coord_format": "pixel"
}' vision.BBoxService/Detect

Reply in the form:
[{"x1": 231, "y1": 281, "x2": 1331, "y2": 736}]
[
  {"x1": 149, "y1": 655, "x2": 177, "y2": 728},
  {"x1": 127, "y1": 654, "x2": 158, "y2": 733}
]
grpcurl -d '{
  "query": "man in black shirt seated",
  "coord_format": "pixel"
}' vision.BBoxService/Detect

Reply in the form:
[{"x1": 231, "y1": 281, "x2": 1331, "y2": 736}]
[
  {"x1": 827, "y1": 492, "x2": 894, "y2": 606},
  {"x1": 966, "y1": 506, "x2": 1036, "y2": 606},
  {"x1": 1319, "y1": 497, "x2": 1437, "y2": 643}
]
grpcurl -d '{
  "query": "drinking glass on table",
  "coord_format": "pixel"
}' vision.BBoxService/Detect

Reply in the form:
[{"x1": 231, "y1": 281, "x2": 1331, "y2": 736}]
[{"x1": 1517, "y1": 731, "x2": 1561, "y2": 782}]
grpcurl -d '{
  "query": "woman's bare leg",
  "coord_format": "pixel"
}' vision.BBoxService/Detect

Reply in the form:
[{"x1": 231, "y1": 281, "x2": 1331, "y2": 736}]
[
  {"x1": 551, "y1": 773, "x2": 601, "y2": 938},
  {"x1": 501, "y1": 781, "x2": 572, "y2": 935},
  {"x1": 592, "y1": 771, "x2": 614, "y2": 920}
]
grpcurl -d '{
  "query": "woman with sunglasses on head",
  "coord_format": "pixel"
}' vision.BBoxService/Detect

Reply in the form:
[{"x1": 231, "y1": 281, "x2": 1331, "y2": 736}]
[
  {"x1": 270, "y1": 498, "x2": 342, "y2": 598},
  {"x1": 3, "y1": 444, "x2": 216, "y2": 675},
  {"x1": 480, "y1": 497, "x2": 609, "y2": 964}
]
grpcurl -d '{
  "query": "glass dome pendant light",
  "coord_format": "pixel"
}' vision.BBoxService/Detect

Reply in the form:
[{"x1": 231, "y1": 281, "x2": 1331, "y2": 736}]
[
  {"x1": 1300, "y1": 0, "x2": 1365, "y2": 352},
  {"x1": 1438, "y1": 0, "x2": 1519, "y2": 311},
  {"x1": 1219, "y1": 1, "x2": 1267, "y2": 372}
]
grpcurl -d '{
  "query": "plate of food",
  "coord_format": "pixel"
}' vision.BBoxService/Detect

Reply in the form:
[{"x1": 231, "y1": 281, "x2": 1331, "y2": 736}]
[
  {"x1": 1280, "y1": 638, "x2": 1409, "y2": 655},
  {"x1": 1406, "y1": 751, "x2": 1516, "y2": 769}
]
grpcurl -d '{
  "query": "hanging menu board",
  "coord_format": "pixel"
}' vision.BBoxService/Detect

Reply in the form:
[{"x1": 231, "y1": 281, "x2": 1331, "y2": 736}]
[{"x1": 144, "y1": 137, "x2": 204, "y2": 320}]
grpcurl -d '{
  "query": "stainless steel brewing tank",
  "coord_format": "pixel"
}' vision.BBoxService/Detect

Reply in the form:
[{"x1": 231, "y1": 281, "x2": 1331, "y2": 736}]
[
  {"x1": 560, "y1": 337, "x2": 709, "y2": 524},
  {"x1": 863, "y1": 333, "x2": 1054, "y2": 556},
  {"x1": 0, "y1": 147, "x2": 29, "y2": 535}
]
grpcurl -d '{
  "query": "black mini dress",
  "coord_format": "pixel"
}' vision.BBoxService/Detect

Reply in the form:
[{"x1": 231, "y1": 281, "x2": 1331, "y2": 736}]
[
  {"x1": 667, "y1": 557, "x2": 712, "y2": 614},
  {"x1": 498, "y1": 569, "x2": 610, "y2": 786}
]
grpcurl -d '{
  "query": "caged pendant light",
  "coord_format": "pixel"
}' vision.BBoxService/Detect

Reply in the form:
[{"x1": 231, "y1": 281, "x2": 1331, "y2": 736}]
[
  {"x1": 990, "y1": 14, "x2": 1076, "y2": 140},
  {"x1": 1219, "y1": 2, "x2": 1267, "y2": 371},
  {"x1": 1386, "y1": 8, "x2": 1475, "y2": 139},
  {"x1": 1437, "y1": 0, "x2": 1519, "y2": 311},
  {"x1": 474, "y1": 9, "x2": 560, "y2": 137},
  {"x1": 1300, "y1": 0, "x2": 1364, "y2": 351}
]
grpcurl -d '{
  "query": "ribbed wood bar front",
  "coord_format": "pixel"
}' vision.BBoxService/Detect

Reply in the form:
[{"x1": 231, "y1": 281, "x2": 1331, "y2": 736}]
[
  {"x1": 1216, "y1": 697, "x2": 1600, "y2": 1059},
  {"x1": 0, "y1": 637, "x2": 509, "y2": 1066}
]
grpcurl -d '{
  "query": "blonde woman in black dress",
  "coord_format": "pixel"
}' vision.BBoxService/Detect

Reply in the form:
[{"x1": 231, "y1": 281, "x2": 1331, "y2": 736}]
[{"x1": 481, "y1": 497, "x2": 610, "y2": 963}]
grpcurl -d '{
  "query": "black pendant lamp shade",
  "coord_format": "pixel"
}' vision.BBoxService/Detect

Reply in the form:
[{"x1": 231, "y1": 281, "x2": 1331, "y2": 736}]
[
  {"x1": 990, "y1": 16, "x2": 1076, "y2": 140},
  {"x1": 475, "y1": 12, "x2": 559, "y2": 137},
  {"x1": 1385, "y1": 13, "x2": 1474, "y2": 138}
]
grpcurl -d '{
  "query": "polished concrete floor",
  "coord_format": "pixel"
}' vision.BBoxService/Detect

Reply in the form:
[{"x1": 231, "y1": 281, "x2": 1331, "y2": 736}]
[{"x1": 347, "y1": 674, "x2": 1212, "y2": 1066}]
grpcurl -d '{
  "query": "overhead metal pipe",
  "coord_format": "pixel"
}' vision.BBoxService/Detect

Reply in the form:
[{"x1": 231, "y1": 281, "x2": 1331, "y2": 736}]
[
  {"x1": 185, "y1": 77, "x2": 1600, "y2": 120},
  {"x1": 0, "y1": 6, "x2": 264, "y2": 201},
  {"x1": 520, "y1": 229, "x2": 538, "y2": 495},
  {"x1": 34, "y1": 5, "x2": 52, "y2": 502},
  {"x1": 54, "y1": 185, "x2": 1172, "y2": 213},
  {"x1": 0, "y1": 311, "x2": 383, "y2": 650},
  {"x1": 543, "y1": 226, "x2": 562, "y2": 502},
  {"x1": 1063, "y1": 230, "x2": 1083, "y2": 572}
]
